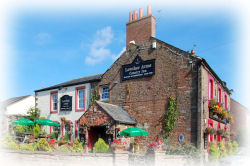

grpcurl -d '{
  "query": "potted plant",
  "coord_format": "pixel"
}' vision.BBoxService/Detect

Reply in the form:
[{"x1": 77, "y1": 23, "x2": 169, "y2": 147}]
[
  {"x1": 205, "y1": 127, "x2": 215, "y2": 135},
  {"x1": 217, "y1": 129, "x2": 224, "y2": 135}
]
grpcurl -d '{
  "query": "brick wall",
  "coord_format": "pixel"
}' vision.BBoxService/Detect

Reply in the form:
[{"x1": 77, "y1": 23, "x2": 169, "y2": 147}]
[{"x1": 99, "y1": 39, "x2": 199, "y2": 146}]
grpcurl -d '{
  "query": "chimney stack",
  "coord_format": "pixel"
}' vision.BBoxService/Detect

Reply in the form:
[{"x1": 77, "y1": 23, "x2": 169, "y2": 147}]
[{"x1": 126, "y1": 5, "x2": 155, "y2": 47}]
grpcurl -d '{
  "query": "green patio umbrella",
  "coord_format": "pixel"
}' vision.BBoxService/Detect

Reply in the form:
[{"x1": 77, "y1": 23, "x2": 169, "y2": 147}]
[
  {"x1": 12, "y1": 118, "x2": 34, "y2": 125},
  {"x1": 120, "y1": 127, "x2": 148, "y2": 137},
  {"x1": 35, "y1": 119, "x2": 59, "y2": 127}
]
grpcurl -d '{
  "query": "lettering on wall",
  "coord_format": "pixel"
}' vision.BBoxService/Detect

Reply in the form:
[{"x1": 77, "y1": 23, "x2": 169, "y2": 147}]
[
  {"x1": 60, "y1": 95, "x2": 72, "y2": 111},
  {"x1": 122, "y1": 55, "x2": 155, "y2": 81}
]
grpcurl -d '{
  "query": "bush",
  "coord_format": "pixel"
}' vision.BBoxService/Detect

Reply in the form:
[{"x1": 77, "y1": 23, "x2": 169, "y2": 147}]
[
  {"x1": 63, "y1": 134, "x2": 70, "y2": 142},
  {"x1": 94, "y1": 138, "x2": 109, "y2": 153},
  {"x1": 8, "y1": 142, "x2": 19, "y2": 150},
  {"x1": 218, "y1": 142, "x2": 227, "y2": 158},
  {"x1": 209, "y1": 143, "x2": 220, "y2": 161},
  {"x1": 49, "y1": 132, "x2": 57, "y2": 139},
  {"x1": 169, "y1": 143, "x2": 200, "y2": 159},
  {"x1": 225, "y1": 141, "x2": 233, "y2": 156},
  {"x1": 232, "y1": 141, "x2": 238, "y2": 154},
  {"x1": 19, "y1": 143, "x2": 34, "y2": 151},
  {"x1": 34, "y1": 138, "x2": 50, "y2": 151},
  {"x1": 16, "y1": 125, "x2": 23, "y2": 133},
  {"x1": 33, "y1": 124, "x2": 40, "y2": 139},
  {"x1": 60, "y1": 147, "x2": 71, "y2": 152},
  {"x1": 71, "y1": 140, "x2": 83, "y2": 152}
]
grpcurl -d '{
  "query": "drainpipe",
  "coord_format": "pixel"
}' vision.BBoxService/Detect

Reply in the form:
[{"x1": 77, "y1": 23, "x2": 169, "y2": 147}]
[{"x1": 197, "y1": 61, "x2": 202, "y2": 150}]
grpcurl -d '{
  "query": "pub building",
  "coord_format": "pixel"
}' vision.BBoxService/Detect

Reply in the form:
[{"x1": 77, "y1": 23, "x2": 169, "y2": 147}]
[
  {"x1": 36, "y1": 6, "x2": 232, "y2": 153},
  {"x1": 35, "y1": 74, "x2": 102, "y2": 141}
]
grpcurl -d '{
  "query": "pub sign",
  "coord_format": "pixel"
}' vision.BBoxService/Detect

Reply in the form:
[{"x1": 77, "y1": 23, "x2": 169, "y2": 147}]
[
  {"x1": 60, "y1": 95, "x2": 72, "y2": 111},
  {"x1": 121, "y1": 55, "x2": 155, "y2": 81}
]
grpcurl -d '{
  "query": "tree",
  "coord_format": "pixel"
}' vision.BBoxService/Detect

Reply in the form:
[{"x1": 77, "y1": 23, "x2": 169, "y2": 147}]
[{"x1": 27, "y1": 107, "x2": 41, "y2": 121}]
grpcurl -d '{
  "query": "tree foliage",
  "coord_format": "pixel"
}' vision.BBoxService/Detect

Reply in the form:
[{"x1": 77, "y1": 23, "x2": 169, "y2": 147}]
[
  {"x1": 164, "y1": 97, "x2": 178, "y2": 138},
  {"x1": 27, "y1": 107, "x2": 41, "y2": 121}
]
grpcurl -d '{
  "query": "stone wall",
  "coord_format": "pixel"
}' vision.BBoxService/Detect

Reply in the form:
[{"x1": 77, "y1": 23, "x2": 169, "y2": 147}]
[{"x1": 99, "y1": 38, "x2": 199, "y2": 147}]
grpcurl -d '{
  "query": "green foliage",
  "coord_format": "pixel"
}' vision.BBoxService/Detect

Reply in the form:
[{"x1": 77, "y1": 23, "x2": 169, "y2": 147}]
[
  {"x1": 225, "y1": 141, "x2": 233, "y2": 156},
  {"x1": 71, "y1": 140, "x2": 83, "y2": 152},
  {"x1": 39, "y1": 128, "x2": 47, "y2": 136},
  {"x1": 94, "y1": 138, "x2": 109, "y2": 153},
  {"x1": 63, "y1": 133, "x2": 70, "y2": 142},
  {"x1": 218, "y1": 142, "x2": 227, "y2": 158},
  {"x1": 16, "y1": 125, "x2": 23, "y2": 133},
  {"x1": 23, "y1": 126, "x2": 33, "y2": 134},
  {"x1": 60, "y1": 147, "x2": 71, "y2": 152},
  {"x1": 232, "y1": 141, "x2": 238, "y2": 154},
  {"x1": 209, "y1": 143, "x2": 220, "y2": 161},
  {"x1": 19, "y1": 143, "x2": 34, "y2": 151},
  {"x1": 89, "y1": 87, "x2": 98, "y2": 107},
  {"x1": 166, "y1": 142, "x2": 200, "y2": 159},
  {"x1": 49, "y1": 132, "x2": 57, "y2": 139},
  {"x1": 8, "y1": 142, "x2": 19, "y2": 150},
  {"x1": 27, "y1": 107, "x2": 41, "y2": 121},
  {"x1": 164, "y1": 97, "x2": 178, "y2": 138},
  {"x1": 33, "y1": 124, "x2": 40, "y2": 139},
  {"x1": 34, "y1": 138, "x2": 50, "y2": 151}
]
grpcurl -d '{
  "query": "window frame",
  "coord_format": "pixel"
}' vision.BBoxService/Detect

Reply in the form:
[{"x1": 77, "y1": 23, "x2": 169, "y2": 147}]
[
  {"x1": 224, "y1": 93, "x2": 228, "y2": 109},
  {"x1": 100, "y1": 86, "x2": 109, "y2": 101},
  {"x1": 75, "y1": 86, "x2": 86, "y2": 112},
  {"x1": 208, "y1": 75, "x2": 214, "y2": 100},
  {"x1": 50, "y1": 90, "x2": 58, "y2": 114},
  {"x1": 217, "y1": 85, "x2": 222, "y2": 103}
]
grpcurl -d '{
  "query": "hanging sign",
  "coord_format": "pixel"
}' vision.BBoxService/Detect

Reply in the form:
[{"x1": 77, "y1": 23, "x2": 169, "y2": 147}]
[
  {"x1": 121, "y1": 55, "x2": 155, "y2": 81},
  {"x1": 60, "y1": 95, "x2": 72, "y2": 111}
]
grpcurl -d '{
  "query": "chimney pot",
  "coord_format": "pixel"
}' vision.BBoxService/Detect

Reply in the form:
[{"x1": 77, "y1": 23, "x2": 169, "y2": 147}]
[
  {"x1": 139, "y1": 8, "x2": 143, "y2": 18},
  {"x1": 134, "y1": 10, "x2": 138, "y2": 20},
  {"x1": 147, "y1": 5, "x2": 151, "y2": 15},
  {"x1": 129, "y1": 12, "x2": 133, "y2": 21}
]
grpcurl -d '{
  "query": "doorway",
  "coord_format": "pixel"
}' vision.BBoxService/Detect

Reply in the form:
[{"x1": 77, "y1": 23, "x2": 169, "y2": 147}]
[{"x1": 88, "y1": 126, "x2": 107, "y2": 149}]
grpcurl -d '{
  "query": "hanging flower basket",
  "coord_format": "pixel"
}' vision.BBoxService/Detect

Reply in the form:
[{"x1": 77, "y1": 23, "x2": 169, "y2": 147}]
[
  {"x1": 217, "y1": 129, "x2": 224, "y2": 135},
  {"x1": 205, "y1": 127, "x2": 215, "y2": 135}
]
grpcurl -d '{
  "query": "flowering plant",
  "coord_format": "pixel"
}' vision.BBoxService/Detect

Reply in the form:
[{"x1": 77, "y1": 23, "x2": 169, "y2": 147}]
[{"x1": 148, "y1": 137, "x2": 164, "y2": 151}]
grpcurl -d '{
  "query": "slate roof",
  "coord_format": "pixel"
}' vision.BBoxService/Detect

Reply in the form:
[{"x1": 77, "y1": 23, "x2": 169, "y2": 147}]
[
  {"x1": 96, "y1": 101, "x2": 137, "y2": 125},
  {"x1": 0, "y1": 95, "x2": 31, "y2": 108},
  {"x1": 35, "y1": 74, "x2": 102, "y2": 92}
]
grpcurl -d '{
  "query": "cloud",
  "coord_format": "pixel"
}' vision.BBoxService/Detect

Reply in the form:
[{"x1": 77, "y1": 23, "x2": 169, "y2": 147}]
[
  {"x1": 85, "y1": 26, "x2": 116, "y2": 65},
  {"x1": 112, "y1": 47, "x2": 126, "y2": 61},
  {"x1": 35, "y1": 33, "x2": 51, "y2": 45}
]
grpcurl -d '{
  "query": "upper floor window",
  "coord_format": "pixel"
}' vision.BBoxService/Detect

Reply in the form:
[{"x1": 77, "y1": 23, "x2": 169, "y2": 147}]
[
  {"x1": 224, "y1": 94, "x2": 228, "y2": 109},
  {"x1": 208, "y1": 79, "x2": 213, "y2": 100},
  {"x1": 101, "y1": 86, "x2": 109, "y2": 100},
  {"x1": 218, "y1": 87, "x2": 221, "y2": 103},
  {"x1": 50, "y1": 91, "x2": 58, "y2": 113},
  {"x1": 75, "y1": 86, "x2": 85, "y2": 112}
]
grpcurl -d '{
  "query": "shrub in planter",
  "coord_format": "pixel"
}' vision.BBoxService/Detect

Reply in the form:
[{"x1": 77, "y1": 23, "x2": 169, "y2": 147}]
[
  {"x1": 232, "y1": 141, "x2": 238, "y2": 154},
  {"x1": 34, "y1": 138, "x2": 50, "y2": 151},
  {"x1": 225, "y1": 141, "x2": 233, "y2": 155},
  {"x1": 71, "y1": 140, "x2": 83, "y2": 152},
  {"x1": 94, "y1": 138, "x2": 109, "y2": 153},
  {"x1": 218, "y1": 142, "x2": 227, "y2": 158},
  {"x1": 19, "y1": 143, "x2": 34, "y2": 151},
  {"x1": 8, "y1": 142, "x2": 19, "y2": 150},
  {"x1": 209, "y1": 143, "x2": 219, "y2": 161},
  {"x1": 33, "y1": 124, "x2": 40, "y2": 139},
  {"x1": 63, "y1": 133, "x2": 70, "y2": 142}
]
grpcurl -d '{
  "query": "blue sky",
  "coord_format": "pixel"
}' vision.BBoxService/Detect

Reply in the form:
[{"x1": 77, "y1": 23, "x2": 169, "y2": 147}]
[{"x1": 8, "y1": 6, "x2": 241, "y2": 104}]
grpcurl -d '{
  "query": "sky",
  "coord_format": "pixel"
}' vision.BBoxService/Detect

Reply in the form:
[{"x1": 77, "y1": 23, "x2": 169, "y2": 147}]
[{"x1": 0, "y1": 0, "x2": 249, "y2": 109}]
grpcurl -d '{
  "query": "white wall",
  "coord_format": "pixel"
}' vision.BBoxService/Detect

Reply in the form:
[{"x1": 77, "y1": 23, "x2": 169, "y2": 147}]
[
  {"x1": 36, "y1": 83, "x2": 91, "y2": 140},
  {"x1": 6, "y1": 95, "x2": 35, "y2": 116}
]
